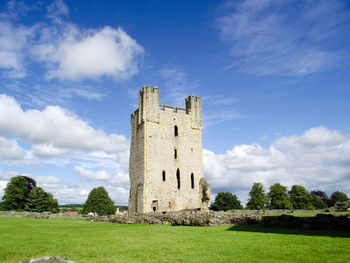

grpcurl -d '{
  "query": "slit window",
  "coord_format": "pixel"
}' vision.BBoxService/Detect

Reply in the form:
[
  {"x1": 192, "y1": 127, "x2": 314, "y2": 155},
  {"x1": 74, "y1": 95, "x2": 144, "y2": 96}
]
[
  {"x1": 174, "y1": 148, "x2": 177, "y2": 159},
  {"x1": 191, "y1": 173, "x2": 194, "y2": 189},
  {"x1": 176, "y1": 169, "x2": 180, "y2": 189},
  {"x1": 174, "y1": 125, "x2": 178, "y2": 137},
  {"x1": 162, "y1": 171, "x2": 166, "y2": 181}
]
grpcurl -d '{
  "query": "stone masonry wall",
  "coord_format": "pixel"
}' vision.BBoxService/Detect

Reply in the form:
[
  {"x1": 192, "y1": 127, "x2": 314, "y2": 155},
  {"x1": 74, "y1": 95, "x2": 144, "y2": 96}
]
[{"x1": 128, "y1": 86, "x2": 211, "y2": 213}]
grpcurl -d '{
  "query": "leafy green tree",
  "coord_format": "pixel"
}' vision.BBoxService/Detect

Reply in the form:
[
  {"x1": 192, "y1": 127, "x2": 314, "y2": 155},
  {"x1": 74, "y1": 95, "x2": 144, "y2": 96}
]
[
  {"x1": 310, "y1": 194, "x2": 327, "y2": 209},
  {"x1": 1, "y1": 176, "x2": 28, "y2": 210},
  {"x1": 289, "y1": 185, "x2": 314, "y2": 210},
  {"x1": 210, "y1": 192, "x2": 243, "y2": 211},
  {"x1": 22, "y1": 176, "x2": 37, "y2": 199},
  {"x1": 82, "y1": 187, "x2": 116, "y2": 215},
  {"x1": 25, "y1": 187, "x2": 59, "y2": 213},
  {"x1": 268, "y1": 183, "x2": 292, "y2": 209},
  {"x1": 310, "y1": 190, "x2": 331, "y2": 207},
  {"x1": 246, "y1": 183, "x2": 267, "y2": 210},
  {"x1": 330, "y1": 191, "x2": 349, "y2": 206}
]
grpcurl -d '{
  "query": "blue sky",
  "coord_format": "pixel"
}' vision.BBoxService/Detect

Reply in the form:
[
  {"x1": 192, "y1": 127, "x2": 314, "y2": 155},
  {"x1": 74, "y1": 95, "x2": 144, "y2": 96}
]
[{"x1": 0, "y1": 0, "x2": 350, "y2": 205}]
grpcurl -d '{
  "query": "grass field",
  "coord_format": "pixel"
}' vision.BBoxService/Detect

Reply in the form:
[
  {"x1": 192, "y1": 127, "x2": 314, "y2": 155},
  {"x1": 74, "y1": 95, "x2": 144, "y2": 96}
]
[{"x1": 1, "y1": 217, "x2": 350, "y2": 263}]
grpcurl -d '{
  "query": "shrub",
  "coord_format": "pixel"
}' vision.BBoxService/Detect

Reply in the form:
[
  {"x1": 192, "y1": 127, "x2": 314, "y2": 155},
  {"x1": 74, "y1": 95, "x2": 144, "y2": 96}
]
[
  {"x1": 210, "y1": 192, "x2": 243, "y2": 211},
  {"x1": 82, "y1": 187, "x2": 116, "y2": 216}
]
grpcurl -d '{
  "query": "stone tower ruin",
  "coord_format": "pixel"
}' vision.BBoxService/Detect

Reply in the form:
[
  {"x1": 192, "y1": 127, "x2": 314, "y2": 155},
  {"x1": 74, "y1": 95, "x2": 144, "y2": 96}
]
[{"x1": 128, "y1": 85, "x2": 211, "y2": 213}]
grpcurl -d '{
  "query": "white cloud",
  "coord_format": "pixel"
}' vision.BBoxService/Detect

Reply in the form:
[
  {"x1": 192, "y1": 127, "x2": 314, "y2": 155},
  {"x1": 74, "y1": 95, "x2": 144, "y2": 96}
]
[
  {"x1": 34, "y1": 174, "x2": 129, "y2": 205},
  {"x1": 75, "y1": 166, "x2": 112, "y2": 181},
  {"x1": 204, "y1": 126, "x2": 350, "y2": 203},
  {"x1": 217, "y1": 0, "x2": 350, "y2": 76},
  {"x1": 34, "y1": 175, "x2": 90, "y2": 204},
  {"x1": 47, "y1": 0, "x2": 69, "y2": 20},
  {"x1": 0, "y1": 169, "x2": 17, "y2": 180},
  {"x1": 0, "y1": 21, "x2": 35, "y2": 78},
  {"x1": 33, "y1": 26, "x2": 144, "y2": 80},
  {"x1": 0, "y1": 94, "x2": 129, "y2": 156},
  {"x1": 0, "y1": 1, "x2": 144, "y2": 81},
  {"x1": 0, "y1": 136, "x2": 26, "y2": 159},
  {"x1": 75, "y1": 166, "x2": 129, "y2": 188}
]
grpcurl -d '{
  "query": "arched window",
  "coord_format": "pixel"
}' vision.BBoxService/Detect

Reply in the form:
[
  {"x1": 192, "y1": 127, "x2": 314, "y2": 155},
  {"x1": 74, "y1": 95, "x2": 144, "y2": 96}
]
[
  {"x1": 162, "y1": 171, "x2": 166, "y2": 181},
  {"x1": 174, "y1": 148, "x2": 177, "y2": 159},
  {"x1": 174, "y1": 125, "x2": 178, "y2": 137},
  {"x1": 176, "y1": 169, "x2": 180, "y2": 189},
  {"x1": 191, "y1": 173, "x2": 194, "y2": 189}
]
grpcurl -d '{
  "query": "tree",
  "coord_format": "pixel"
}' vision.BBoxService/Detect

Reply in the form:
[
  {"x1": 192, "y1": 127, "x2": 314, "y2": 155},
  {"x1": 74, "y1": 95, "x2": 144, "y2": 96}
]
[
  {"x1": 22, "y1": 176, "x2": 37, "y2": 199},
  {"x1": 310, "y1": 190, "x2": 331, "y2": 207},
  {"x1": 268, "y1": 183, "x2": 292, "y2": 209},
  {"x1": 246, "y1": 183, "x2": 267, "y2": 210},
  {"x1": 330, "y1": 191, "x2": 349, "y2": 206},
  {"x1": 210, "y1": 192, "x2": 243, "y2": 211},
  {"x1": 310, "y1": 194, "x2": 327, "y2": 209},
  {"x1": 289, "y1": 185, "x2": 314, "y2": 210},
  {"x1": 82, "y1": 187, "x2": 116, "y2": 215},
  {"x1": 1, "y1": 176, "x2": 28, "y2": 210},
  {"x1": 25, "y1": 187, "x2": 59, "y2": 213}
]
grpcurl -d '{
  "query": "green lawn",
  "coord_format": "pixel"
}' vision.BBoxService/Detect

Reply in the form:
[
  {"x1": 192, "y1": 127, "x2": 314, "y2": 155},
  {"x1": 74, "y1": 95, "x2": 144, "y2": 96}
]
[{"x1": 0, "y1": 217, "x2": 349, "y2": 263}]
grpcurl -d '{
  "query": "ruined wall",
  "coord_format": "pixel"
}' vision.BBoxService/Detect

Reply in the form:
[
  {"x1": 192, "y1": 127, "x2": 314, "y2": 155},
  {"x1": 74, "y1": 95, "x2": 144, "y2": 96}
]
[{"x1": 128, "y1": 85, "x2": 211, "y2": 213}]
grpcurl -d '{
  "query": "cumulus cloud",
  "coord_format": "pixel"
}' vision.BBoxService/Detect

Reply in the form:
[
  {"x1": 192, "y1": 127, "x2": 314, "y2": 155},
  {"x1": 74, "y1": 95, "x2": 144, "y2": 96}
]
[
  {"x1": 75, "y1": 166, "x2": 129, "y2": 187},
  {"x1": 34, "y1": 175, "x2": 91, "y2": 204},
  {"x1": 0, "y1": 95, "x2": 130, "y2": 204},
  {"x1": 204, "y1": 126, "x2": 350, "y2": 203},
  {"x1": 0, "y1": 136, "x2": 26, "y2": 159},
  {"x1": 217, "y1": 0, "x2": 350, "y2": 76},
  {"x1": 0, "y1": 0, "x2": 144, "y2": 81},
  {"x1": 34, "y1": 173, "x2": 129, "y2": 204},
  {"x1": 0, "y1": 94, "x2": 129, "y2": 156},
  {"x1": 33, "y1": 26, "x2": 144, "y2": 80}
]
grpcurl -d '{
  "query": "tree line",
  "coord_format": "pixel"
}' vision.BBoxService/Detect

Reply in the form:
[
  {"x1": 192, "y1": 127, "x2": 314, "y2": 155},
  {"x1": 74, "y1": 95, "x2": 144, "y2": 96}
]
[
  {"x1": 0, "y1": 175, "x2": 59, "y2": 213},
  {"x1": 0, "y1": 175, "x2": 117, "y2": 215},
  {"x1": 210, "y1": 183, "x2": 349, "y2": 211}
]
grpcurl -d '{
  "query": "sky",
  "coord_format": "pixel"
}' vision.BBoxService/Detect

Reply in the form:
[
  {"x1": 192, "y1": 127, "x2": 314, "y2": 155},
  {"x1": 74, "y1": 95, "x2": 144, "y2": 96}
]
[{"x1": 0, "y1": 0, "x2": 350, "y2": 205}]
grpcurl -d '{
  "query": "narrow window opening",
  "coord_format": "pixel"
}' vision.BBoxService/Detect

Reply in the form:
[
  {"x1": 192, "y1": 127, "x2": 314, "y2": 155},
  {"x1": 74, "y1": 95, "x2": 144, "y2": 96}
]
[
  {"x1": 191, "y1": 173, "x2": 194, "y2": 189},
  {"x1": 174, "y1": 125, "x2": 178, "y2": 137},
  {"x1": 176, "y1": 169, "x2": 180, "y2": 189},
  {"x1": 162, "y1": 171, "x2": 166, "y2": 181},
  {"x1": 174, "y1": 148, "x2": 177, "y2": 159},
  {"x1": 153, "y1": 207, "x2": 156, "y2": 211}
]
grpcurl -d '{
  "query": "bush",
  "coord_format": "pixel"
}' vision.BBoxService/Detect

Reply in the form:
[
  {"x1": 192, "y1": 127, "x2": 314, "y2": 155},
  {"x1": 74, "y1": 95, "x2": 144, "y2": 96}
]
[
  {"x1": 310, "y1": 190, "x2": 331, "y2": 207},
  {"x1": 310, "y1": 194, "x2": 327, "y2": 209},
  {"x1": 246, "y1": 183, "x2": 267, "y2": 210},
  {"x1": 82, "y1": 187, "x2": 116, "y2": 216},
  {"x1": 330, "y1": 191, "x2": 349, "y2": 207},
  {"x1": 25, "y1": 187, "x2": 59, "y2": 213},
  {"x1": 289, "y1": 185, "x2": 314, "y2": 210},
  {"x1": 1, "y1": 176, "x2": 28, "y2": 210},
  {"x1": 268, "y1": 183, "x2": 292, "y2": 209},
  {"x1": 210, "y1": 192, "x2": 243, "y2": 211}
]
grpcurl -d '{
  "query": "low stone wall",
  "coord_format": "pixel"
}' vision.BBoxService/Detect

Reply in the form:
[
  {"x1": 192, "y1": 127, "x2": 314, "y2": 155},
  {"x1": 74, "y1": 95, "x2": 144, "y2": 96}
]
[
  {"x1": 2, "y1": 210, "x2": 350, "y2": 230},
  {"x1": 89, "y1": 210, "x2": 350, "y2": 230},
  {"x1": 0, "y1": 211, "x2": 80, "y2": 218}
]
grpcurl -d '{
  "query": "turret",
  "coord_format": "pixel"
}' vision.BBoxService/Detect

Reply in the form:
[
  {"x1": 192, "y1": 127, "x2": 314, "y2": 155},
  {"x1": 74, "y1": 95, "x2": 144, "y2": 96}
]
[
  {"x1": 138, "y1": 85, "x2": 160, "y2": 124},
  {"x1": 185, "y1": 95, "x2": 202, "y2": 129}
]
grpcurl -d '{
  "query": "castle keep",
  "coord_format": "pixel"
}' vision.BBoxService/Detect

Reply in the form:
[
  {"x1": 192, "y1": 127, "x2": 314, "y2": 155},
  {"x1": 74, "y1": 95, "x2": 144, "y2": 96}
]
[{"x1": 128, "y1": 85, "x2": 211, "y2": 213}]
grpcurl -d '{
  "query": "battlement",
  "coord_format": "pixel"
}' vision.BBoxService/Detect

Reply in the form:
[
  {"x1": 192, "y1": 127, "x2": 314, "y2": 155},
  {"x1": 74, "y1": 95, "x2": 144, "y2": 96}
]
[{"x1": 132, "y1": 85, "x2": 202, "y2": 129}]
